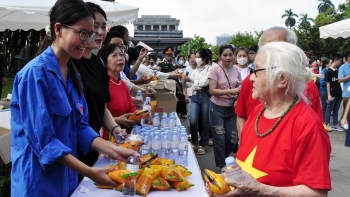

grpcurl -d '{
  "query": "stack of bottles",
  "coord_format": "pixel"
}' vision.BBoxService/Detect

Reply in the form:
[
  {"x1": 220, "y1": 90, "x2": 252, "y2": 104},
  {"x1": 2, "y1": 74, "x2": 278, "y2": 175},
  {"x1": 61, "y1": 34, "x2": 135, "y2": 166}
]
[{"x1": 132, "y1": 112, "x2": 188, "y2": 166}]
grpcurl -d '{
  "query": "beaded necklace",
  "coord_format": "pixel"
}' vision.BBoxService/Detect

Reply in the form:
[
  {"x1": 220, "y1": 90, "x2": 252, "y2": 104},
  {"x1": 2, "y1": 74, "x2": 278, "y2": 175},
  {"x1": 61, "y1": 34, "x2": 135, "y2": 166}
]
[
  {"x1": 255, "y1": 95, "x2": 299, "y2": 138},
  {"x1": 110, "y1": 79, "x2": 121, "y2": 86}
]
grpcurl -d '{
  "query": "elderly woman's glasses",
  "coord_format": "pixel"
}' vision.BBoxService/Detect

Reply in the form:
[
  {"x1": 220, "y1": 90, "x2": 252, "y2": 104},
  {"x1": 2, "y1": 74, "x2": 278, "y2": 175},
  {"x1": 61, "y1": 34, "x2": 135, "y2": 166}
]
[
  {"x1": 62, "y1": 24, "x2": 98, "y2": 42},
  {"x1": 253, "y1": 67, "x2": 276, "y2": 76}
]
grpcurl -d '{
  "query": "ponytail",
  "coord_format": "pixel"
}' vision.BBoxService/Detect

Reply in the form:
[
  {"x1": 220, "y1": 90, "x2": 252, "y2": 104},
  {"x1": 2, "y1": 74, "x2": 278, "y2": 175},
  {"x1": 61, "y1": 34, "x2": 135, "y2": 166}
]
[{"x1": 37, "y1": 36, "x2": 52, "y2": 56}]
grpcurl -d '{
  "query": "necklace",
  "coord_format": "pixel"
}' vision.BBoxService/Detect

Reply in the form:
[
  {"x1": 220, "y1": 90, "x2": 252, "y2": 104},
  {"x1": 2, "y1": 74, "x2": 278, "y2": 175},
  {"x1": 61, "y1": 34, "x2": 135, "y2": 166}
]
[
  {"x1": 255, "y1": 95, "x2": 299, "y2": 138},
  {"x1": 110, "y1": 79, "x2": 121, "y2": 86}
]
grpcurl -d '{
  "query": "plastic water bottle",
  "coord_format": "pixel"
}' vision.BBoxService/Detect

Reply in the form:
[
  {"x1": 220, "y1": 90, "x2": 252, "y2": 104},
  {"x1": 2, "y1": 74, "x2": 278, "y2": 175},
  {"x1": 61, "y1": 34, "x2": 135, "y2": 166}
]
[
  {"x1": 168, "y1": 114, "x2": 176, "y2": 130},
  {"x1": 152, "y1": 131, "x2": 162, "y2": 155},
  {"x1": 135, "y1": 90, "x2": 143, "y2": 110},
  {"x1": 141, "y1": 132, "x2": 151, "y2": 155},
  {"x1": 224, "y1": 156, "x2": 245, "y2": 182},
  {"x1": 171, "y1": 132, "x2": 179, "y2": 163},
  {"x1": 161, "y1": 113, "x2": 168, "y2": 128},
  {"x1": 141, "y1": 97, "x2": 151, "y2": 125},
  {"x1": 123, "y1": 155, "x2": 140, "y2": 196},
  {"x1": 152, "y1": 113, "x2": 160, "y2": 128},
  {"x1": 161, "y1": 131, "x2": 171, "y2": 158},
  {"x1": 178, "y1": 132, "x2": 188, "y2": 166}
]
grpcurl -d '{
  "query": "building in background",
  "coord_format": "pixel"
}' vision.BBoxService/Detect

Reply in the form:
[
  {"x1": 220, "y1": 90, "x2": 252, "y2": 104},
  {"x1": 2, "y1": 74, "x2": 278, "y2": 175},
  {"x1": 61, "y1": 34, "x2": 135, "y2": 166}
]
[
  {"x1": 131, "y1": 15, "x2": 189, "y2": 55},
  {"x1": 216, "y1": 33, "x2": 232, "y2": 46}
]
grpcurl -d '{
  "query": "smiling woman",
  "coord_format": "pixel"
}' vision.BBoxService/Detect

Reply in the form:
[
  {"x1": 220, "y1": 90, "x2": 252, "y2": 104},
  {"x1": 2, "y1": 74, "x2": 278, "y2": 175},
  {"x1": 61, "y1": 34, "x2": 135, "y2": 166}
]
[
  {"x1": 221, "y1": 42, "x2": 332, "y2": 196},
  {"x1": 10, "y1": 0, "x2": 138, "y2": 196}
]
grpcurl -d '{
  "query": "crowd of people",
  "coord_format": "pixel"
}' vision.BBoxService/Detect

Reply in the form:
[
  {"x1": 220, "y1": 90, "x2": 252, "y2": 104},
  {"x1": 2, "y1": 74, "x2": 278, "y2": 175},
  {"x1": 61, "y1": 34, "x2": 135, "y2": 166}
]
[{"x1": 6, "y1": 0, "x2": 350, "y2": 196}]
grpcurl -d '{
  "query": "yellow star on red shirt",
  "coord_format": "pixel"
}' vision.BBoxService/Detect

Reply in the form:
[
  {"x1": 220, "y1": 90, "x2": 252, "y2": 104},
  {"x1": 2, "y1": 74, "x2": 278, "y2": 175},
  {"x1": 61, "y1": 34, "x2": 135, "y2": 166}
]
[{"x1": 236, "y1": 146, "x2": 268, "y2": 179}]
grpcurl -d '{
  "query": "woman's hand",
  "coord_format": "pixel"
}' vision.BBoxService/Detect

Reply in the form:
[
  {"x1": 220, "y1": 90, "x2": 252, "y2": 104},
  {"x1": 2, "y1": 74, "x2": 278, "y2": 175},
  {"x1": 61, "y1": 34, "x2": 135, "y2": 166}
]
[
  {"x1": 138, "y1": 48, "x2": 149, "y2": 60},
  {"x1": 116, "y1": 113, "x2": 139, "y2": 128},
  {"x1": 204, "y1": 171, "x2": 261, "y2": 197},
  {"x1": 103, "y1": 142, "x2": 139, "y2": 162},
  {"x1": 327, "y1": 95, "x2": 333, "y2": 102},
  {"x1": 87, "y1": 167, "x2": 118, "y2": 187},
  {"x1": 230, "y1": 88, "x2": 241, "y2": 95},
  {"x1": 341, "y1": 118, "x2": 348, "y2": 128},
  {"x1": 184, "y1": 76, "x2": 193, "y2": 83}
]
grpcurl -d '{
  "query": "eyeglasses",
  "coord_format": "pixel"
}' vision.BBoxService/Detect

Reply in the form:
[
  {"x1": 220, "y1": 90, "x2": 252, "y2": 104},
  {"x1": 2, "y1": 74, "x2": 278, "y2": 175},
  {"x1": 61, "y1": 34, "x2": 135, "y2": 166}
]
[
  {"x1": 62, "y1": 24, "x2": 98, "y2": 42},
  {"x1": 253, "y1": 67, "x2": 276, "y2": 76}
]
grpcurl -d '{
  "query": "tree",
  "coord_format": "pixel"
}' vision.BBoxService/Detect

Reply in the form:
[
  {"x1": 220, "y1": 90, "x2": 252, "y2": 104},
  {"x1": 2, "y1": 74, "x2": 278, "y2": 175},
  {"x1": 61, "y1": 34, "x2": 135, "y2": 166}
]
[
  {"x1": 318, "y1": 0, "x2": 335, "y2": 13},
  {"x1": 180, "y1": 35, "x2": 212, "y2": 59},
  {"x1": 299, "y1": 13, "x2": 314, "y2": 29},
  {"x1": 229, "y1": 30, "x2": 263, "y2": 49},
  {"x1": 282, "y1": 9, "x2": 299, "y2": 30}
]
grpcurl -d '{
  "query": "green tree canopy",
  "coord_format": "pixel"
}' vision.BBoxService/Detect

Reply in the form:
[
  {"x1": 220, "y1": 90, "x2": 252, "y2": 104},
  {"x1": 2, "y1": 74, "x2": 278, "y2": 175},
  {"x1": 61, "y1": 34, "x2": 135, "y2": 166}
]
[
  {"x1": 299, "y1": 13, "x2": 314, "y2": 29},
  {"x1": 180, "y1": 35, "x2": 212, "y2": 60},
  {"x1": 282, "y1": 9, "x2": 299, "y2": 30},
  {"x1": 318, "y1": 0, "x2": 335, "y2": 13},
  {"x1": 229, "y1": 30, "x2": 263, "y2": 49}
]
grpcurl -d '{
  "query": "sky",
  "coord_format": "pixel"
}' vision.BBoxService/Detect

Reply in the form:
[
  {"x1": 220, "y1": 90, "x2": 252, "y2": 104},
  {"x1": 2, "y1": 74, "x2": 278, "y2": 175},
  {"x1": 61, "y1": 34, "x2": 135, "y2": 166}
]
[{"x1": 116, "y1": 0, "x2": 345, "y2": 45}]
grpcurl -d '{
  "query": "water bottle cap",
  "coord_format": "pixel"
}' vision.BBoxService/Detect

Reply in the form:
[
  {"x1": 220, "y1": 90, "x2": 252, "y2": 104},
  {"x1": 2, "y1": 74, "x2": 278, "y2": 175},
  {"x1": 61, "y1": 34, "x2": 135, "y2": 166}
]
[
  {"x1": 225, "y1": 156, "x2": 236, "y2": 165},
  {"x1": 137, "y1": 90, "x2": 141, "y2": 93},
  {"x1": 146, "y1": 97, "x2": 151, "y2": 100}
]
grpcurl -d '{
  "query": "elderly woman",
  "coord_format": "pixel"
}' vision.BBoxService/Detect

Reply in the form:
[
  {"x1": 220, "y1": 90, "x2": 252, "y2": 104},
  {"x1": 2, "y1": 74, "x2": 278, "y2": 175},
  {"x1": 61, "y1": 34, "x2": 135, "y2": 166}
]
[
  {"x1": 97, "y1": 44, "x2": 138, "y2": 135},
  {"x1": 215, "y1": 42, "x2": 331, "y2": 196}
]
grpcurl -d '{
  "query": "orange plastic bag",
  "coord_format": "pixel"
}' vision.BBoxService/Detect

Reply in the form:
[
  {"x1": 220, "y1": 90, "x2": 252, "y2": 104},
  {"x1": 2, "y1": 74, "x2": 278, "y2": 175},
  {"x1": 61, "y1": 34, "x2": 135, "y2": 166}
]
[
  {"x1": 136, "y1": 173, "x2": 153, "y2": 196},
  {"x1": 170, "y1": 178, "x2": 194, "y2": 191},
  {"x1": 128, "y1": 110, "x2": 148, "y2": 121},
  {"x1": 159, "y1": 166, "x2": 184, "y2": 182},
  {"x1": 140, "y1": 153, "x2": 161, "y2": 167},
  {"x1": 108, "y1": 169, "x2": 132, "y2": 184},
  {"x1": 151, "y1": 177, "x2": 171, "y2": 190},
  {"x1": 171, "y1": 165, "x2": 192, "y2": 177}
]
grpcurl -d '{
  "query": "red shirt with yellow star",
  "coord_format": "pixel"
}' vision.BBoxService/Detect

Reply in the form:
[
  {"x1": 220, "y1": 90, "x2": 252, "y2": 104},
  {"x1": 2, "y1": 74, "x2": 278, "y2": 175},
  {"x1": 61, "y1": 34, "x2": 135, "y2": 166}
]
[{"x1": 236, "y1": 101, "x2": 331, "y2": 190}]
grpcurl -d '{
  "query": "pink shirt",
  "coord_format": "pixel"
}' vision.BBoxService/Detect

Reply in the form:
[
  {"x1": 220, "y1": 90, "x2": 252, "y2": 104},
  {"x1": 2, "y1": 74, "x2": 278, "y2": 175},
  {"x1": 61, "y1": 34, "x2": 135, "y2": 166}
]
[{"x1": 208, "y1": 65, "x2": 241, "y2": 106}]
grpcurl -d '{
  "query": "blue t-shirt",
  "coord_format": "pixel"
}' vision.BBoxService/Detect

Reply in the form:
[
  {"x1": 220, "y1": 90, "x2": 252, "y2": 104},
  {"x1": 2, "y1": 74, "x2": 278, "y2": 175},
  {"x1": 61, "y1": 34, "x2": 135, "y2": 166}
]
[
  {"x1": 319, "y1": 68, "x2": 327, "y2": 94},
  {"x1": 338, "y1": 62, "x2": 350, "y2": 97},
  {"x1": 124, "y1": 64, "x2": 137, "y2": 80},
  {"x1": 10, "y1": 46, "x2": 99, "y2": 196}
]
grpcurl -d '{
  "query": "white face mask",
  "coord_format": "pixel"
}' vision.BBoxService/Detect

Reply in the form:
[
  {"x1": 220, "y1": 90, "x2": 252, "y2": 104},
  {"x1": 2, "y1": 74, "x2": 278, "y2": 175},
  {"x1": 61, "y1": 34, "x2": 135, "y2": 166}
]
[
  {"x1": 125, "y1": 53, "x2": 129, "y2": 61},
  {"x1": 179, "y1": 60, "x2": 184, "y2": 65},
  {"x1": 237, "y1": 57, "x2": 248, "y2": 65},
  {"x1": 195, "y1": 58, "x2": 203, "y2": 66}
]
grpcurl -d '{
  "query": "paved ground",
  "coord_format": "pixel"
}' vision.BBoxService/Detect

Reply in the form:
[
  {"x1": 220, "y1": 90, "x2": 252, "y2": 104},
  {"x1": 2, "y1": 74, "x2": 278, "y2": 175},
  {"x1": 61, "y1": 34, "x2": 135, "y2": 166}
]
[{"x1": 181, "y1": 119, "x2": 350, "y2": 196}]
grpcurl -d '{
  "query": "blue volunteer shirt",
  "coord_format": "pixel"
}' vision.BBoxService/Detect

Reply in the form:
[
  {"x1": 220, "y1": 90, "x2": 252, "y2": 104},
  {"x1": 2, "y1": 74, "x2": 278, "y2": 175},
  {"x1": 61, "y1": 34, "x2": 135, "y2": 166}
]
[
  {"x1": 10, "y1": 46, "x2": 99, "y2": 197},
  {"x1": 338, "y1": 61, "x2": 350, "y2": 97}
]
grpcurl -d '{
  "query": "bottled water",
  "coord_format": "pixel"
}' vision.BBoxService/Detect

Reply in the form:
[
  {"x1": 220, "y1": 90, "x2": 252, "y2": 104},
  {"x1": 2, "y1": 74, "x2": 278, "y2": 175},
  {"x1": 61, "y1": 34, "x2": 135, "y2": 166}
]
[
  {"x1": 168, "y1": 114, "x2": 176, "y2": 130},
  {"x1": 161, "y1": 113, "x2": 168, "y2": 128},
  {"x1": 141, "y1": 97, "x2": 151, "y2": 125},
  {"x1": 152, "y1": 131, "x2": 161, "y2": 155},
  {"x1": 224, "y1": 156, "x2": 245, "y2": 182},
  {"x1": 161, "y1": 131, "x2": 171, "y2": 158},
  {"x1": 152, "y1": 113, "x2": 160, "y2": 128},
  {"x1": 123, "y1": 156, "x2": 140, "y2": 196},
  {"x1": 170, "y1": 132, "x2": 179, "y2": 163},
  {"x1": 135, "y1": 90, "x2": 143, "y2": 110},
  {"x1": 178, "y1": 132, "x2": 188, "y2": 166},
  {"x1": 141, "y1": 132, "x2": 151, "y2": 155}
]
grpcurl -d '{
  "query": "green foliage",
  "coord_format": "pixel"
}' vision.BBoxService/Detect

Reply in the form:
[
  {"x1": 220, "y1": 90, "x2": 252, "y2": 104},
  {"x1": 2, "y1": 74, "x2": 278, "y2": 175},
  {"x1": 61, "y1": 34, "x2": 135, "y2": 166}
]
[
  {"x1": 211, "y1": 45, "x2": 219, "y2": 61},
  {"x1": 0, "y1": 163, "x2": 11, "y2": 197},
  {"x1": 314, "y1": 12, "x2": 335, "y2": 27},
  {"x1": 229, "y1": 30, "x2": 263, "y2": 49},
  {"x1": 339, "y1": 0, "x2": 350, "y2": 19},
  {"x1": 299, "y1": 13, "x2": 314, "y2": 29},
  {"x1": 1, "y1": 77, "x2": 14, "y2": 98},
  {"x1": 282, "y1": 9, "x2": 299, "y2": 29},
  {"x1": 180, "y1": 35, "x2": 212, "y2": 59}
]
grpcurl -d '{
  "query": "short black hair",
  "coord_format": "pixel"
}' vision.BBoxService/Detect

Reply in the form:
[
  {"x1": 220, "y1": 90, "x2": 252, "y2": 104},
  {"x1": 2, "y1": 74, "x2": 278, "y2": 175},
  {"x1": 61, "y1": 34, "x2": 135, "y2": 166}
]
[
  {"x1": 197, "y1": 48, "x2": 210, "y2": 64},
  {"x1": 103, "y1": 31, "x2": 123, "y2": 45},
  {"x1": 333, "y1": 54, "x2": 343, "y2": 62},
  {"x1": 97, "y1": 44, "x2": 119, "y2": 65},
  {"x1": 109, "y1": 25, "x2": 129, "y2": 36},
  {"x1": 344, "y1": 51, "x2": 350, "y2": 59},
  {"x1": 175, "y1": 50, "x2": 181, "y2": 56},
  {"x1": 249, "y1": 45, "x2": 258, "y2": 52},
  {"x1": 127, "y1": 47, "x2": 139, "y2": 65}
]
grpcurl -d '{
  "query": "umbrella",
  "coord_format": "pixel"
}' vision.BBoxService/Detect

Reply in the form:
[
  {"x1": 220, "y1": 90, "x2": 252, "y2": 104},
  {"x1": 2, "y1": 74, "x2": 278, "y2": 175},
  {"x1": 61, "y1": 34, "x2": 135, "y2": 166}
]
[
  {"x1": 319, "y1": 19, "x2": 350, "y2": 39},
  {"x1": 0, "y1": 0, "x2": 139, "y2": 31}
]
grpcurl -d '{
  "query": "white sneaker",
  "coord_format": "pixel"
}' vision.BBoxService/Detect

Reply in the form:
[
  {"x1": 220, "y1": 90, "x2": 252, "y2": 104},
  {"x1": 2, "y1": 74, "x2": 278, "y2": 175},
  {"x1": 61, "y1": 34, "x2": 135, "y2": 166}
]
[{"x1": 209, "y1": 138, "x2": 213, "y2": 146}]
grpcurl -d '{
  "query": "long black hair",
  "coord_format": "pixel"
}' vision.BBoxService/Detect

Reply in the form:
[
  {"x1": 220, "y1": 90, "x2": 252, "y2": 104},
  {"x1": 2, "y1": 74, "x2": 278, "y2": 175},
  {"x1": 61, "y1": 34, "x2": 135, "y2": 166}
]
[{"x1": 37, "y1": 0, "x2": 95, "y2": 97}]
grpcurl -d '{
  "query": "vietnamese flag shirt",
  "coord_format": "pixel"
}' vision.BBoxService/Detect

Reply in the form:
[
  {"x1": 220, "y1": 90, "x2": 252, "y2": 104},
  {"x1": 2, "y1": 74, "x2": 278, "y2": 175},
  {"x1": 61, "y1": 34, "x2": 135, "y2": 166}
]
[{"x1": 236, "y1": 101, "x2": 331, "y2": 190}]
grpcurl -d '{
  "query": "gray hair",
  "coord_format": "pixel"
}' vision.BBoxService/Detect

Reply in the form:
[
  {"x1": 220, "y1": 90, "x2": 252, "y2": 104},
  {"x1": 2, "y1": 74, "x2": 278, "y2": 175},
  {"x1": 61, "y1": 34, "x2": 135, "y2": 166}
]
[
  {"x1": 258, "y1": 26, "x2": 297, "y2": 47},
  {"x1": 258, "y1": 42, "x2": 312, "y2": 102}
]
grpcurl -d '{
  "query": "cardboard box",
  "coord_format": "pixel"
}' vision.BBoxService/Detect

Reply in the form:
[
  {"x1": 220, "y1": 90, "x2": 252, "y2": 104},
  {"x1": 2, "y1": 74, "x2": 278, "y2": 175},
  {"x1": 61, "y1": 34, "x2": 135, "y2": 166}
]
[
  {"x1": 0, "y1": 99, "x2": 10, "y2": 109},
  {"x1": 0, "y1": 126, "x2": 11, "y2": 166},
  {"x1": 143, "y1": 89, "x2": 177, "y2": 115},
  {"x1": 0, "y1": 109, "x2": 11, "y2": 166}
]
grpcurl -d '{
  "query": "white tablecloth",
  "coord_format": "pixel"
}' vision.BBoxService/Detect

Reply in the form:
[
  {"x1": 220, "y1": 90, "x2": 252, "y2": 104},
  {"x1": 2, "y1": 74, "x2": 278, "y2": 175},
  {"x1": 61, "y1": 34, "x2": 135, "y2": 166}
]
[{"x1": 71, "y1": 141, "x2": 208, "y2": 197}]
